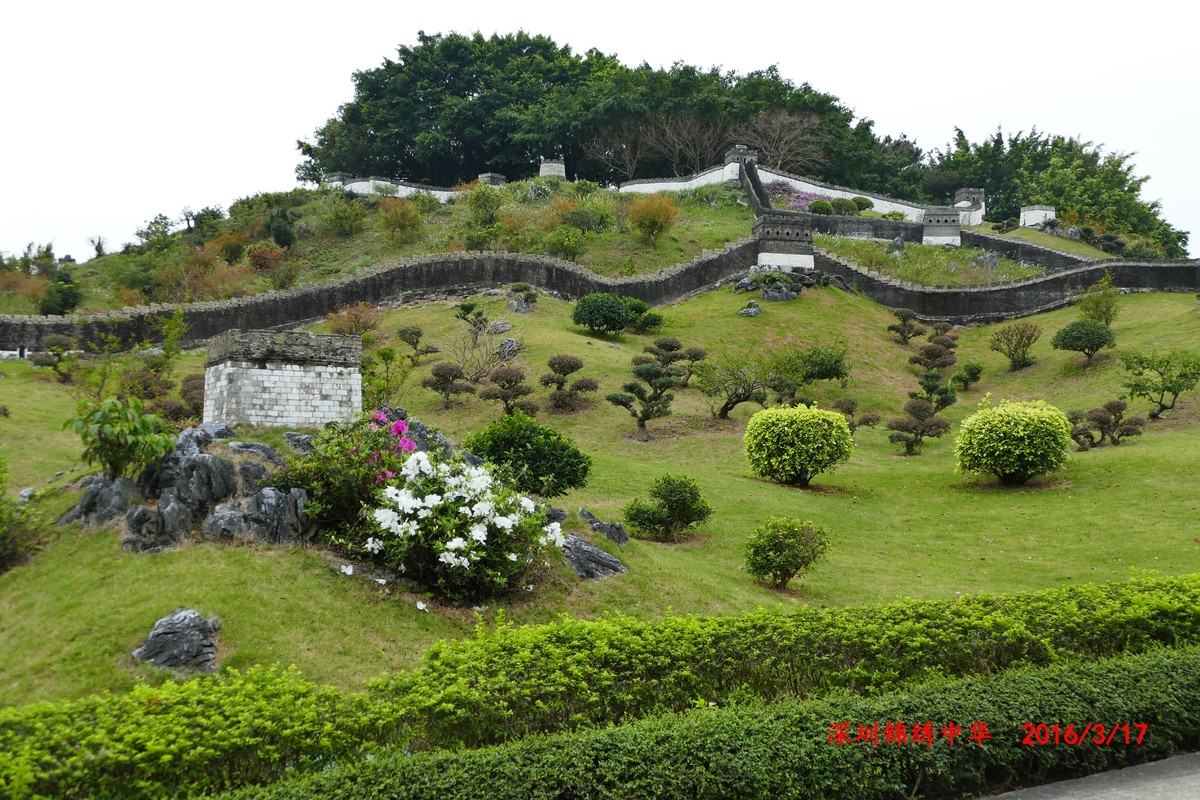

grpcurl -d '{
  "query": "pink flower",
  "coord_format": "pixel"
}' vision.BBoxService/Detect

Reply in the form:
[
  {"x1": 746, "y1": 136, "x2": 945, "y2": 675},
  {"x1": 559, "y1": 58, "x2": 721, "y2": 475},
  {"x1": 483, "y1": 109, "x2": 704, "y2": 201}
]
[
  {"x1": 375, "y1": 469, "x2": 394, "y2": 484},
  {"x1": 373, "y1": 411, "x2": 389, "y2": 424},
  {"x1": 391, "y1": 419, "x2": 409, "y2": 437},
  {"x1": 398, "y1": 437, "x2": 417, "y2": 452}
]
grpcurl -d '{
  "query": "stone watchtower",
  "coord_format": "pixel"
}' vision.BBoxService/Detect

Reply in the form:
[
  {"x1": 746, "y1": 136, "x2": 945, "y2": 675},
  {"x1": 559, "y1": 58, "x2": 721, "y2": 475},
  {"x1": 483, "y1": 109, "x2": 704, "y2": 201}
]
[
  {"x1": 203, "y1": 330, "x2": 362, "y2": 427},
  {"x1": 922, "y1": 207, "x2": 962, "y2": 246},
  {"x1": 539, "y1": 158, "x2": 566, "y2": 178},
  {"x1": 753, "y1": 212, "x2": 815, "y2": 271}
]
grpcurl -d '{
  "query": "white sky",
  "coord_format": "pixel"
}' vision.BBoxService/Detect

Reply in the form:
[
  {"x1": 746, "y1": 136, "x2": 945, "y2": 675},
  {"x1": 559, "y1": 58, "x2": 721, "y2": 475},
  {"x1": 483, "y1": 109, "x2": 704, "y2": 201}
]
[{"x1": 2, "y1": 1, "x2": 1196, "y2": 261}]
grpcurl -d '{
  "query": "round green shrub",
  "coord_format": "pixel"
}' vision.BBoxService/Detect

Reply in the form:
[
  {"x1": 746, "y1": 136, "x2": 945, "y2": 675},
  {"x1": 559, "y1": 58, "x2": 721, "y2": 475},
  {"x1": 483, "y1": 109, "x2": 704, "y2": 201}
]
[
  {"x1": 955, "y1": 400, "x2": 1072, "y2": 486},
  {"x1": 830, "y1": 197, "x2": 858, "y2": 216},
  {"x1": 744, "y1": 406, "x2": 853, "y2": 487},
  {"x1": 808, "y1": 200, "x2": 833, "y2": 216},
  {"x1": 623, "y1": 473, "x2": 711, "y2": 542},
  {"x1": 1051, "y1": 319, "x2": 1116, "y2": 362},
  {"x1": 851, "y1": 196, "x2": 874, "y2": 211},
  {"x1": 572, "y1": 292, "x2": 632, "y2": 335},
  {"x1": 745, "y1": 518, "x2": 830, "y2": 588},
  {"x1": 464, "y1": 411, "x2": 591, "y2": 498}
]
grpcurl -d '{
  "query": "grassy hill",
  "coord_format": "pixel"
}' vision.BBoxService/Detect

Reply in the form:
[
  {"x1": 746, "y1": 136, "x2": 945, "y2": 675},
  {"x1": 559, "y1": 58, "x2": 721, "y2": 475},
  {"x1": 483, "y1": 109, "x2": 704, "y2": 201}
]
[{"x1": 2, "y1": 283, "x2": 1198, "y2": 708}]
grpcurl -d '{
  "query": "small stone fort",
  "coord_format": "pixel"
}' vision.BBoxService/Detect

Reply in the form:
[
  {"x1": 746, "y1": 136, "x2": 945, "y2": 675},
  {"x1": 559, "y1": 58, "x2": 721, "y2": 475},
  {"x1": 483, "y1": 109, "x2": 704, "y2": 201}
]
[{"x1": 203, "y1": 329, "x2": 362, "y2": 427}]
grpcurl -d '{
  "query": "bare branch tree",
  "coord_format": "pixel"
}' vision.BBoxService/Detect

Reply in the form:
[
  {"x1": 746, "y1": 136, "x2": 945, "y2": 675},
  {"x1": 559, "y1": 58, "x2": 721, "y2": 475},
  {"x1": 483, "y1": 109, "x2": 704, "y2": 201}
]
[{"x1": 732, "y1": 110, "x2": 829, "y2": 175}]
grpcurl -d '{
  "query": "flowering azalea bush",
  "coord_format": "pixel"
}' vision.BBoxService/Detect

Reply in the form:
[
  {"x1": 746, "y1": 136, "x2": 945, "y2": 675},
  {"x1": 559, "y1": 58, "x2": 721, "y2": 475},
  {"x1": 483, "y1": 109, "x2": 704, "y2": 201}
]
[
  {"x1": 370, "y1": 450, "x2": 565, "y2": 602},
  {"x1": 271, "y1": 411, "x2": 417, "y2": 539}
]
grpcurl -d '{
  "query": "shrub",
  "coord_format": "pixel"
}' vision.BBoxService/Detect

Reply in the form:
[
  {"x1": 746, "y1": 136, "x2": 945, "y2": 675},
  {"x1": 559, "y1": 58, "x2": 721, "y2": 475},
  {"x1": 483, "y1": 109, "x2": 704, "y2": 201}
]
[
  {"x1": 830, "y1": 197, "x2": 858, "y2": 216},
  {"x1": 396, "y1": 325, "x2": 440, "y2": 366},
  {"x1": 559, "y1": 202, "x2": 613, "y2": 234},
  {"x1": 887, "y1": 307, "x2": 926, "y2": 344},
  {"x1": 361, "y1": 347, "x2": 411, "y2": 409},
  {"x1": 1120, "y1": 348, "x2": 1200, "y2": 418},
  {"x1": 744, "y1": 406, "x2": 853, "y2": 487},
  {"x1": 1052, "y1": 318, "x2": 1116, "y2": 362},
  {"x1": 908, "y1": 342, "x2": 956, "y2": 372},
  {"x1": 886, "y1": 398, "x2": 951, "y2": 455},
  {"x1": 29, "y1": 333, "x2": 75, "y2": 382},
  {"x1": 267, "y1": 208, "x2": 296, "y2": 248},
  {"x1": 540, "y1": 354, "x2": 597, "y2": 411},
  {"x1": 324, "y1": 196, "x2": 367, "y2": 237},
  {"x1": 1068, "y1": 400, "x2": 1145, "y2": 450},
  {"x1": 623, "y1": 473, "x2": 711, "y2": 542},
  {"x1": 694, "y1": 350, "x2": 769, "y2": 419},
  {"x1": 64, "y1": 396, "x2": 175, "y2": 481},
  {"x1": 628, "y1": 194, "x2": 678, "y2": 246},
  {"x1": 377, "y1": 198, "x2": 424, "y2": 245},
  {"x1": 881, "y1": 210, "x2": 907, "y2": 221},
  {"x1": 1074, "y1": 271, "x2": 1120, "y2": 326},
  {"x1": 950, "y1": 361, "x2": 984, "y2": 391},
  {"x1": 831, "y1": 397, "x2": 880, "y2": 435},
  {"x1": 745, "y1": 518, "x2": 829, "y2": 588},
  {"x1": 989, "y1": 322, "x2": 1042, "y2": 370},
  {"x1": 541, "y1": 225, "x2": 586, "y2": 261},
  {"x1": 606, "y1": 361, "x2": 679, "y2": 434},
  {"x1": 464, "y1": 411, "x2": 591, "y2": 498},
  {"x1": 370, "y1": 450, "x2": 564, "y2": 602},
  {"x1": 621, "y1": 297, "x2": 665, "y2": 334},
  {"x1": 955, "y1": 399, "x2": 1072, "y2": 486},
  {"x1": 851, "y1": 196, "x2": 874, "y2": 211},
  {"x1": 0, "y1": 453, "x2": 38, "y2": 575},
  {"x1": 246, "y1": 243, "x2": 284, "y2": 272},
  {"x1": 807, "y1": 199, "x2": 833, "y2": 215},
  {"x1": 465, "y1": 184, "x2": 505, "y2": 226},
  {"x1": 325, "y1": 302, "x2": 381, "y2": 337},
  {"x1": 37, "y1": 273, "x2": 82, "y2": 316},
  {"x1": 572, "y1": 292, "x2": 632, "y2": 335}
]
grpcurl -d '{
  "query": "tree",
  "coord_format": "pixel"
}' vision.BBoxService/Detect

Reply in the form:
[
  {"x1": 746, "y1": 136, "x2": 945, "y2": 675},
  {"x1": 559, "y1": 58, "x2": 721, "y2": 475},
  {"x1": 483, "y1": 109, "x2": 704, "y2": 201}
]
[
  {"x1": 990, "y1": 323, "x2": 1042, "y2": 371},
  {"x1": 886, "y1": 398, "x2": 951, "y2": 456},
  {"x1": 955, "y1": 400, "x2": 1072, "y2": 486},
  {"x1": 421, "y1": 361, "x2": 476, "y2": 409},
  {"x1": 1052, "y1": 319, "x2": 1116, "y2": 363},
  {"x1": 950, "y1": 362, "x2": 984, "y2": 392},
  {"x1": 572, "y1": 292, "x2": 632, "y2": 336},
  {"x1": 65, "y1": 396, "x2": 175, "y2": 481},
  {"x1": 396, "y1": 325, "x2": 439, "y2": 366},
  {"x1": 765, "y1": 344, "x2": 850, "y2": 407},
  {"x1": 1073, "y1": 272, "x2": 1120, "y2": 327},
  {"x1": 1120, "y1": 349, "x2": 1200, "y2": 419},
  {"x1": 464, "y1": 412, "x2": 591, "y2": 497},
  {"x1": 1068, "y1": 400, "x2": 1144, "y2": 450},
  {"x1": 540, "y1": 354, "x2": 598, "y2": 411},
  {"x1": 606, "y1": 362, "x2": 679, "y2": 434},
  {"x1": 744, "y1": 518, "x2": 829, "y2": 588},
  {"x1": 694, "y1": 350, "x2": 769, "y2": 419},
  {"x1": 832, "y1": 397, "x2": 880, "y2": 435},
  {"x1": 908, "y1": 343, "x2": 956, "y2": 372},
  {"x1": 733, "y1": 109, "x2": 828, "y2": 175},
  {"x1": 478, "y1": 365, "x2": 539, "y2": 416},
  {"x1": 744, "y1": 406, "x2": 853, "y2": 487},
  {"x1": 887, "y1": 308, "x2": 926, "y2": 345}
]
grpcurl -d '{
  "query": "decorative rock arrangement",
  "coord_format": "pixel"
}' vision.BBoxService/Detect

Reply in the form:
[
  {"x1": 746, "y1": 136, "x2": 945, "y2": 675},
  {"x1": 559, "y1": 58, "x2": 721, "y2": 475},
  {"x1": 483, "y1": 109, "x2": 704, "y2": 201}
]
[
  {"x1": 738, "y1": 300, "x2": 763, "y2": 317},
  {"x1": 59, "y1": 477, "x2": 138, "y2": 527},
  {"x1": 132, "y1": 609, "x2": 220, "y2": 673},
  {"x1": 579, "y1": 507, "x2": 629, "y2": 546},
  {"x1": 562, "y1": 535, "x2": 627, "y2": 580},
  {"x1": 760, "y1": 283, "x2": 798, "y2": 302}
]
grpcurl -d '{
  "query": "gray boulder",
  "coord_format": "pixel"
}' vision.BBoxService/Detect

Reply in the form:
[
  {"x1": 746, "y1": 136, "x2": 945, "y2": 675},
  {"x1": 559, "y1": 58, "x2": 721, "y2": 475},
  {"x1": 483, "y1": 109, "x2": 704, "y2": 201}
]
[
  {"x1": 489, "y1": 320, "x2": 513, "y2": 334},
  {"x1": 563, "y1": 535, "x2": 627, "y2": 580},
  {"x1": 227, "y1": 441, "x2": 286, "y2": 468},
  {"x1": 738, "y1": 300, "x2": 763, "y2": 317},
  {"x1": 59, "y1": 477, "x2": 138, "y2": 527},
  {"x1": 284, "y1": 432, "x2": 316, "y2": 453},
  {"x1": 122, "y1": 492, "x2": 195, "y2": 553},
  {"x1": 172, "y1": 454, "x2": 237, "y2": 511},
  {"x1": 579, "y1": 507, "x2": 629, "y2": 546},
  {"x1": 1068, "y1": 226, "x2": 1082, "y2": 241},
  {"x1": 732, "y1": 277, "x2": 757, "y2": 293},
  {"x1": 132, "y1": 609, "x2": 219, "y2": 673},
  {"x1": 508, "y1": 298, "x2": 533, "y2": 314},
  {"x1": 17, "y1": 488, "x2": 34, "y2": 506},
  {"x1": 201, "y1": 487, "x2": 313, "y2": 546},
  {"x1": 496, "y1": 337, "x2": 523, "y2": 362},
  {"x1": 760, "y1": 284, "x2": 798, "y2": 302},
  {"x1": 885, "y1": 236, "x2": 906, "y2": 254},
  {"x1": 175, "y1": 423, "x2": 236, "y2": 458},
  {"x1": 236, "y1": 461, "x2": 270, "y2": 495},
  {"x1": 828, "y1": 274, "x2": 850, "y2": 291}
]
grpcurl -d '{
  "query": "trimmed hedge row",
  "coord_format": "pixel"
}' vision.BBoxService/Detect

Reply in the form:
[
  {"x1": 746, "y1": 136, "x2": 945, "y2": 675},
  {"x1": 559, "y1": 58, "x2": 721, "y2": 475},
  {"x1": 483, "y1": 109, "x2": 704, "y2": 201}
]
[
  {"x1": 5, "y1": 576, "x2": 1200, "y2": 798},
  {"x1": 0, "y1": 666, "x2": 393, "y2": 800},
  {"x1": 373, "y1": 574, "x2": 1200, "y2": 746},
  {"x1": 219, "y1": 646, "x2": 1200, "y2": 800}
]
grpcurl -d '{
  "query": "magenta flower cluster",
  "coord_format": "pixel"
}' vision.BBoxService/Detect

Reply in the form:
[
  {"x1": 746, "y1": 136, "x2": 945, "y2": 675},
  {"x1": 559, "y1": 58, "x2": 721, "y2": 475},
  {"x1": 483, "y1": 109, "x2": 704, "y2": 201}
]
[{"x1": 368, "y1": 411, "x2": 417, "y2": 483}]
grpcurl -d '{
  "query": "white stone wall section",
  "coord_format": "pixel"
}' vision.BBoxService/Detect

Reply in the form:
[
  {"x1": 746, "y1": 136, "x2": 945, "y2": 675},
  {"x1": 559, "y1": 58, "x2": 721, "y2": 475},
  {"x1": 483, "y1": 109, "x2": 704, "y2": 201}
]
[{"x1": 204, "y1": 361, "x2": 361, "y2": 428}]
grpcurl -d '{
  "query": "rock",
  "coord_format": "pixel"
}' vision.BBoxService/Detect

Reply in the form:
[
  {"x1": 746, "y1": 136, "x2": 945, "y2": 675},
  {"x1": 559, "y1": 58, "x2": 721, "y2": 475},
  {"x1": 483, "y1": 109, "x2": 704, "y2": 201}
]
[
  {"x1": 132, "y1": 609, "x2": 219, "y2": 673},
  {"x1": 796, "y1": 273, "x2": 817, "y2": 288},
  {"x1": 1068, "y1": 226, "x2": 1082, "y2": 241},
  {"x1": 17, "y1": 488, "x2": 34, "y2": 506},
  {"x1": 201, "y1": 487, "x2": 314, "y2": 546},
  {"x1": 738, "y1": 300, "x2": 762, "y2": 317},
  {"x1": 732, "y1": 277, "x2": 757, "y2": 293},
  {"x1": 227, "y1": 441, "x2": 285, "y2": 468},
  {"x1": 175, "y1": 423, "x2": 236, "y2": 458},
  {"x1": 545, "y1": 506, "x2": 569, "y2": 524},
  {"x1": 123, "y1": 491, "x2": 195, "y2": 553},
  {"x1": 508, "y1": 298, "x2": 533, "y2": 314},
  {"x1": 489, "y1": 320, "x2": 513, "y2": 334},
  {"x1": 578, "y1": 507, "x2": 629, "y2": 546},
  {"x1": 975, "y1": 251, "x2": 999, "y2": 269},
  {"x1": 284, "y1": 432, "x2": 316, "y2": 453},
  {"x1": 237, "y1": 461, "x2": 270, "y2": 494},
  {"x1": 885, "y1": 236, "x2": 905, "y2": 255},
  {"x1": 59, "y1": 477, "x2": 138, "y2": 527},
  {"x1": 483, "y1": 289, "x2": 503, "y2": 297},
  {"x1": 172, "y1": 454, "x2": 237, "y2": 512},
  {"x1": 496, "y1": 337, "x2": 523, "y2": 362},
  {"x1": 760, "y1": 284, "x2": 798, "y2": 302},
  {"x1": 829, "y1": 275, "x2": 850, "y2": 291},
  {"x1": 563, "y1": 535, "x2": 627, "y2": 580}
]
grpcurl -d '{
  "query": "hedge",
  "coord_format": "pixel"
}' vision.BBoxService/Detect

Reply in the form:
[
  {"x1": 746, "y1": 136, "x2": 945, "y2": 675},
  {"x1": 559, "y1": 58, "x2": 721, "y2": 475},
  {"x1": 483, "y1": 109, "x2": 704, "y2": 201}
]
[
  {"x1": 218, "y1": 646, "x2": 1200, "y2": 800},
  {"x1": 372, "y1": 574, "x2": 1200, "y2": 746},
  {"x1": 6, "y1": 576, "x2": 1200, "y2": 798}
]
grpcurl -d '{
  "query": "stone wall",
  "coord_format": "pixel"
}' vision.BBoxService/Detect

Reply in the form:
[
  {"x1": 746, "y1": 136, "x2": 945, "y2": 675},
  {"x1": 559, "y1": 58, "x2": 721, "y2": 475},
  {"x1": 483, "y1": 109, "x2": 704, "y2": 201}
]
[
  {"x1": 960, "y1": 230, "x2": 1088, "y2": 271},
  {"x1": 321, "y1": 173, "x2": 456, "y2": 202},
  {"x1": 203, "y1": 330, "x2": 362, "y2": 427},
  {"x1": 618, "y1": 164, "x2": 741, "y2": 193}
]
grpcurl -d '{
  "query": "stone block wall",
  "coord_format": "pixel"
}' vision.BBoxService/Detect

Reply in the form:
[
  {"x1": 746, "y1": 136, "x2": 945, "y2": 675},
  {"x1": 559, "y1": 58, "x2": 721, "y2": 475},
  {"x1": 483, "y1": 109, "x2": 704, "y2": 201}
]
[{"x1": 203, "y1": 330, "x2": 362, "y2": 427}]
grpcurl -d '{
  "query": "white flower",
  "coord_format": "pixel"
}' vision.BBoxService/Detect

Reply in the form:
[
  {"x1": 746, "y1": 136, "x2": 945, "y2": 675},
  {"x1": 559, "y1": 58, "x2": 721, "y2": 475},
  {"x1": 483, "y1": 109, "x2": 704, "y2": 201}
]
[
  {"x1": 389, "y1": 488, "x2": 424, "y2": 515},
  {"x1": 444, "y1": 537, "x2": 467, "y2": 551},
  {"x1": 541, "y1": 521, "x2": 566, "y2": 547},
  {"x1": 506, "y1": 552, "x2": 518, "y2": 562},
  {"x1": 471, "y1": 500, "x2": 495, "y2": 519},
  {"x1": 492, "y1": 515, "x2": 515, "y2": 531},
  {"x1": 339, "y1": 564, "x2": 354, "y2": 576},
  {"x1": 469, "y1": 523, "x2": 489, "y2": 543},
  {"x1": 423, "y1": 493, "x2": 443, "y2": 507},
  {"x1": 416, "y1": 600, "x2": 428, "y2": 612},
  {"x1": 438, "y1": 551, "x2": 470, "y2": 569},
  {"x1": 364, "y1": 537, "x2": 384, "y2": 554},
  {"x1": 375, "y1": 578, "x2": 386, "y2": 585},
  {"x1": 401, "y1": 451, "x2": 433, "y2": 480},
  {"x1": 373, "y1": 508, "x2": 400, "y2": 533},
  {"x1": 519, "y1": 496, "x2": 536, "y2": 514}
]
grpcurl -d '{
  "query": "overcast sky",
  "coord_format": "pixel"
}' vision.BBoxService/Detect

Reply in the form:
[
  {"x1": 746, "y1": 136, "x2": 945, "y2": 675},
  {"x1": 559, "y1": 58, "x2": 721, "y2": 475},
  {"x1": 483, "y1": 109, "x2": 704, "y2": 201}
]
[{"x1": 3, "y1": 1, "x2": 1196, "y2": 262}]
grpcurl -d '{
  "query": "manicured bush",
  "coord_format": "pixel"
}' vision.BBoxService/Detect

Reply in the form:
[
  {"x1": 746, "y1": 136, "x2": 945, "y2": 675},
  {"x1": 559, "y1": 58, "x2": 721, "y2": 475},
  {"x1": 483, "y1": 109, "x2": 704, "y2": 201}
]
[
  {"x1": 628, "y1": 194, "x2": 678, "y2": 246},
  {"x1": 887, "y1": 307, "x2": 926, "y2": 344},
  {"x1": 421, "y1": 361, "x2": 476, "y2": 409},
  {"x1": 851, "y1": 195, "x2": 874, "y2": 211},
  {"x1": 623, "y1": 473, "x2": 711, "y2": 542},
  {"x1": 807, "y1": 199, "x2": 833, "y2": 215},
  {"x1": 881, "y1": 210, "x2": 907, "y2": 220},
  {"x1": 744, "y1": 518, "x2": 829, "y2": 588},
  {"x1": 744, "y1": 406, "x2": 853, "y2": 487},
  {"x1": 572, "y1": 292, "x2": 631, "y2": 335},
  {"x1": 464, "y1": 411, "x2": 591, "y2": 498},
  {"x1": 830, "y1": 197, "x2": 858, "y2": 216},
  {"x1": 323, "y1": 196, "x2": 367, "y2": 237},
  {"x1": 950, "y1": 361, "x2": 984, "y2": 391},
  {"x1": 478, "y1": 365, "x2": 538, "y2": 416},
  {"x1": 887, "y1": 398, "x2": 951, "y2": 455},
  {"x1": 540, "y1": 354, "x2": 597, "y2": 411},
  {"x1": 621, "y1": 296, "x2": 665, "y2": 334},
  {"x1": 222, "y1": 647, "x2": 1200, "y2": 800},
  {"x1": 369, "y1": 450, "x2": 564, "y2": 602},
  {"x1": 465, "y1": 184, "x2": 505, "y2": 226},
  {"x1": 989, "y1": 322, "x2": 1042, "y2": 370},
  {"x1": 64, "y1": 396, "x2": 175, "y2": 481},
  {"x1": 606, "y1": 362, "x2": 678, "y2": 434},
  {"x1": 955, "y1": 399, "x2": 1071, "y2": 486},
  {"x1": 1051, "y1": 318, "x2": 1116, "y2": 362},
  {"x1": 1074, "y1": 271, "x2": 1120, "y2": 325}
]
